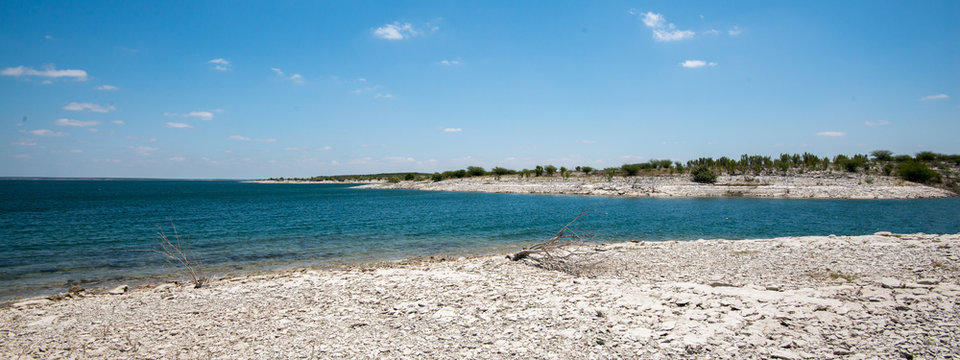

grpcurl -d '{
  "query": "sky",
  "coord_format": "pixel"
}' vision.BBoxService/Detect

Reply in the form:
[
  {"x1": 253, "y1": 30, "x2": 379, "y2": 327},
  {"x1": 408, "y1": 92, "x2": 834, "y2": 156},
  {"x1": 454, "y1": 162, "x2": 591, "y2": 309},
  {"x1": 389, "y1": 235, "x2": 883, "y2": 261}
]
[{"x1": 1, "y1": 1, "x2": 958, "y2": 179}]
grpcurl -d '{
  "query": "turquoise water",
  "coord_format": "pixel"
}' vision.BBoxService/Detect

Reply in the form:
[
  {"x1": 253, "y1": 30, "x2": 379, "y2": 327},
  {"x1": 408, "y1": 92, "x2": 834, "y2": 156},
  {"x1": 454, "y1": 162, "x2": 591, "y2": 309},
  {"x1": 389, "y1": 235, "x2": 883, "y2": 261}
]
[{"x1": 1, "y1": 180, "x2": 958, "y2": 301}]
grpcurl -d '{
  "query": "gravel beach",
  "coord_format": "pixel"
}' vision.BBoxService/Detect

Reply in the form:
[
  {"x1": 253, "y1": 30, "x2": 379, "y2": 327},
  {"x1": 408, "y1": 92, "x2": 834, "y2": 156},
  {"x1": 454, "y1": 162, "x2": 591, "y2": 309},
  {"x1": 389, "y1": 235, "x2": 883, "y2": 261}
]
[
  {"x1": 355, "y1": 173, "x2": 954, "y2": 199},
  {"x1": 3, "y1": 232, "x2": 959, "y2": 359}
]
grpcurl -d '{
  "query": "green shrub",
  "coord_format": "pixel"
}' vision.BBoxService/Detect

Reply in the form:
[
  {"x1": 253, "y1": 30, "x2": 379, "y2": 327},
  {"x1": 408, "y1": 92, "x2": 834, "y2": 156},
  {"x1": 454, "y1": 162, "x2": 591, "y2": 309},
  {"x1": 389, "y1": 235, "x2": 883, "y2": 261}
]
[
  {"x1": 871, "y1": 150, "x2": 893, "y2": 161},
  {"x1": 898, "y1": 161, "x2": 939, "y2": 184},
  {"x1": 691, "y1": 166, "x2": 717, "y2": 184},
  {"x1": 431, "y1": 173, "x2": 444, "y2": 182},
  {"x1": 545, "y1": 165, "x2": 557, "y2": 176},
  {"x1": 621, "y1": 163, "x2": 642, "y2": 176},
  {"x1": 491, "y1": 167, "x2": 514, "y2": 176},
  {"x1": 535, "y1": 165, "x2": 544, "y2": 177},
  {"x1": 606, "y1": 168, "x2": 616, "y2": 181},
  {"x1": 403, "y1": 173, "x2": 416, "y2": 181},
  {"x1": 581, "y1": 166, "x2": 593, "y2": 174},
  {"x1": 916, "y1": 151, "x2": 939, "y2": 161},
  {"x1": 387, "y1": 176, "x2": 401, "y2": 183},
  {"x1": 467, "y1": 166, "x2": 486, "y2": 177}
]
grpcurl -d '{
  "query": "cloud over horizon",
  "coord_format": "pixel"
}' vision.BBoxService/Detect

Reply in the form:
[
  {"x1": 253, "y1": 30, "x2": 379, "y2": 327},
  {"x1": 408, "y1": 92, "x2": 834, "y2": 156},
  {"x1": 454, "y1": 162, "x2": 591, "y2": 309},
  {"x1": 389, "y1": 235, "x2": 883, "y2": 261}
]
[
  {"x1": 639, "y1": 12, "x2": 694, "y2": 42},
  {"x1": 681, "y1": 60, "x2": 717, "y2": 68},
  {"x1": 1, "y1": 65, "x2": 88, "y2": 81},
  {"x1": 55, "y1": 118, "x2": 100, "y2": 127},
  {"x1": 816, "y1": 131, "x2": 847, "y2": 137},
  {"x1": 920, "y1": 94, "x2": 949, "y2": 101},
  {"x1": 63, "y1": 102, "x2": 115, "y2": 113}
]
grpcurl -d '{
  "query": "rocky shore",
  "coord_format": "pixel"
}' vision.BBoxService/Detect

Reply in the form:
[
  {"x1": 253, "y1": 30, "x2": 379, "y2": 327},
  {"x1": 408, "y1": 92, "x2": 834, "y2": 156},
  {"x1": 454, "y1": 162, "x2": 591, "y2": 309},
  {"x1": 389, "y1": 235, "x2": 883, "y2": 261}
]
[
  {"x1": 3, "y1": 233, "x2": 959, "y2": 359},
  {"x1": 356, "y1": 173, "x2": 954, "y2": 199}
]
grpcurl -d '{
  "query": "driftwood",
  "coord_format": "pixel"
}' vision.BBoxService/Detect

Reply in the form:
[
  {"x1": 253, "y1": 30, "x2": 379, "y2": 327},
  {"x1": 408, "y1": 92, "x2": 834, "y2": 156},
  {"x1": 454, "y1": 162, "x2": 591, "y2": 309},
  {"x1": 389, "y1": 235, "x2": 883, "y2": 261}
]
[{"x1": 509, "y1": 210, "x2": 599, "y2": 274}]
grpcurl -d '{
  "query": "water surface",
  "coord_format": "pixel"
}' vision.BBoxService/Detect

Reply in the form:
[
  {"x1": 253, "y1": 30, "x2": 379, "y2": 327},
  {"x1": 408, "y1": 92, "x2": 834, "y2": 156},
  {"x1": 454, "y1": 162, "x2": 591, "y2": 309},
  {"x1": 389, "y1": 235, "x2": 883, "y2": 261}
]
[{"x1": 1, "y1": 180, "x2": 958, "y2": 301}]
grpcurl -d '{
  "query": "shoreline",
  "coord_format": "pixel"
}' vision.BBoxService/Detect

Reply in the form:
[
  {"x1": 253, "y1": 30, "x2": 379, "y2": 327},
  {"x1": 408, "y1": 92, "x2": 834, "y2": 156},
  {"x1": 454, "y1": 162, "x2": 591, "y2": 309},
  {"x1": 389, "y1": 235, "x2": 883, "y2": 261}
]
[
  {"x1": 353, "y1": 173, "x2": 954, "y2": 199},
  {"x1": 4, "y1": 232, "x2": 958, "y2": 358}
]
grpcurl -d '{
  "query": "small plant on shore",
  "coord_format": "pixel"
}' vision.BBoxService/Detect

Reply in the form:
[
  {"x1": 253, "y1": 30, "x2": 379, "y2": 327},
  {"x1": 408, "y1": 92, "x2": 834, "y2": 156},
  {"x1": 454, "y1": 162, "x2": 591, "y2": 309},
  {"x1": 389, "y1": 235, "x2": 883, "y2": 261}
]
[
  {"x1": 581, "y1": 166, "x2": 593, "y2": 175},
  {"x1": 535, "y1": 165, "x2": 544, "y2": 177},
  {"x1": 152, "y1": 223, "x2": 206, "y2": 288},
  {"x1": 691, "y1": 165, "x2": 717, "y2": 184},
  {"x1": 403, "y1": 173, "x2": 416, "y2": 181},
  {"x1": 605, "y1": 168, "x2": 616, "y2": 181},
  {"x1": 431, "y1": 172, "x2": 443, "y2": 182}
]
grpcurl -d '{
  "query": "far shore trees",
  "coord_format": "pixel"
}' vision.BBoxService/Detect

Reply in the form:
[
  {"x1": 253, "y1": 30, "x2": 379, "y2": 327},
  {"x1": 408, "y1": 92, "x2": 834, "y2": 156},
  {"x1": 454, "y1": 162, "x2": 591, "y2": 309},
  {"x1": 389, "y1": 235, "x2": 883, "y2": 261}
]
[{"x1": 270, "y1": 150, "x2": 959, "y2": 194}]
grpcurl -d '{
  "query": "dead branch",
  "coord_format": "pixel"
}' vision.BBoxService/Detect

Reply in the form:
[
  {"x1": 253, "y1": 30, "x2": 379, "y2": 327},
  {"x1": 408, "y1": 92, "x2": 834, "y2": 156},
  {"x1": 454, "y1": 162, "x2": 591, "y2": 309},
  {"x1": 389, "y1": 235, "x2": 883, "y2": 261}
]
[
  {"x1": 509, "y1": 209, "x2": 602, "y2": 275},
  {"x1": 152, "y1": 223, "x2": 206, "y2": 288}
]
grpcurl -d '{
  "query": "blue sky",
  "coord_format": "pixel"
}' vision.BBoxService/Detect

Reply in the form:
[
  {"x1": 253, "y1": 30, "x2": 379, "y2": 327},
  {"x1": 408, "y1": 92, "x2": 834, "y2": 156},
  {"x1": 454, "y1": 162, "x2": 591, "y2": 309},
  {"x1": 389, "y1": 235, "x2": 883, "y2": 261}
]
[{"x1": 1, "y1": 1, "x2": 958, "y2": 178}]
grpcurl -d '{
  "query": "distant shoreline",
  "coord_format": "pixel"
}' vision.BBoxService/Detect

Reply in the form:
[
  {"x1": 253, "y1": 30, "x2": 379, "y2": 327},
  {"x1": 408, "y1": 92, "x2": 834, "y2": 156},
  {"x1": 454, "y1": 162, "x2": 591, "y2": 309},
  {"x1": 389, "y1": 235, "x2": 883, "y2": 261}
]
[{"x1": 351, "y1": 173, "x2": 954, "y2": 199}]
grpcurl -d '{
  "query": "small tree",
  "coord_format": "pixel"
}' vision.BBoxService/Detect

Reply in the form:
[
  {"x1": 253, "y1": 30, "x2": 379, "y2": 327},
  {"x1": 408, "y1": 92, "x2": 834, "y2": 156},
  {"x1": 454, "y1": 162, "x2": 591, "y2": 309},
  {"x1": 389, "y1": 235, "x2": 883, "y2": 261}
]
[
  {"x1": 605, "y1": 168, "x2": 616, "y2": 181},
  {"x1": 871, "y1": 150, "x2": 893, "y2": 162},
  {"x1": 431, "y1": 172, "x2": 444, "y2": 182},
  {"x1": 581, "y1": 166, "x2": 593, "y2": 175},
  {"x1": 535, "y1": 165, "x2": 544, "y2": 177},
  {"x1": 674, "y1": 162, "x2": 684, "y2": 174},
  {"x1": 467, "y1": 166, "x2": 486, "y2": 177},
  {"x1": 621, "y1": 163, "x2": 642, "y2": 176},
  {"x1": 403, "y1": 173, "x2": 416, "y2": 181},
  {"x1": 545, "y1": 165, "x2": 557, "y2": 176},
  {"x1": 691, "y1": 166, "x2": 717, "y2": 184}
]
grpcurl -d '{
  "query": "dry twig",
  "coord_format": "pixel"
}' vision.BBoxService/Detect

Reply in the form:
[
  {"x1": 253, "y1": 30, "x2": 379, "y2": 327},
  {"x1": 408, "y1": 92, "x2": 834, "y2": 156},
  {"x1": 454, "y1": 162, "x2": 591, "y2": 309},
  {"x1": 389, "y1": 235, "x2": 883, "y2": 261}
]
[
  {"x1": 509, "y1": 209, "x2": 602, "y2": 275},
  {"x1": 152, "y1": 223, "x2": 206, "y2": 288}
]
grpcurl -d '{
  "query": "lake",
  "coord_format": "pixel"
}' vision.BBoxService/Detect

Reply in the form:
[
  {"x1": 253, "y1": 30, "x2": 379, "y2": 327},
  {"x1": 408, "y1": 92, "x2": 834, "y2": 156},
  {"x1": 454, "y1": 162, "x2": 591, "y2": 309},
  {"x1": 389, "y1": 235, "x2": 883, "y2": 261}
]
[{"x1": 1, "y1": 180, "x2": 958, "y2": 301}]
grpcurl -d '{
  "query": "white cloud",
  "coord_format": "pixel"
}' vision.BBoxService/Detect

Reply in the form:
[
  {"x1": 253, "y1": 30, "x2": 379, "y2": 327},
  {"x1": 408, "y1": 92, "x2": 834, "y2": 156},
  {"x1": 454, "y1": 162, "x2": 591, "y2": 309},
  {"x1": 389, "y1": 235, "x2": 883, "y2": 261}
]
[
  {"x1": 920, "y1": 94, "x2": 949, "y2": 101},
  {"x1": 130, "y1": 146, "x2": 159, "y2": 156},
  {"x1": 703, "y1": 29, "x2": 720, "y2": 35},
  {"x1": 680, "y1": 60, "x2": 717, "y2": 68},
  {"x1": 1, "y1": 65, "x2": 88, "y2": 81},
  {"x1": 229, "y1": 135, "x2": 276, "y2": 143},
  {"x1": 87, "y1": 128, "x2": 98, "y2": 133},
  {"x1": 165, "y1": 122, "x2": 193, "y2": 128},
  {"x1": 443, "y1": 128, "x2": 462, "y2": 133},
  {"x1": 63, "y1": 102, "x2": 115, "y2": 113},
  {"x1": 55, "y1": 118, "x2": 100, "y2": 127},
  {"x1": 166, "y1": 111, "x2": 215, "y2": 120},
  {"x1": 640, "y1": 12, "x2": 694, "y2": 42},
  {"x1": 864, "y1": 120, "x2": 890, "y2": 126},
  {"x1": 321, "y1": 145, "x2": 332, "y2": 151},
  {"x1": 728, "y1": 26, "x2": 743, "y2": 36},
  {"x1": 208, "y1": 58, "x2": 232, "y2": 71},
  {"x1": 27, "y1": 129, "x2": 68, "y2": 136},
  {"x1": 654, "y1": 29, "x2": 695, "y2": 42},
  {"x1": 271, "y1": 68, "x2": 305, "y2": 84},
  {"x1": 439, "y1": 59, "x2": 461, "y2": 66},
  {"x1": 12, "y1": 140, "x2": 37, "y2": 146},
  {"x1": 71, "y1": 149, "x2": 83, "y2": 153},
  {"x1": 168, "y1": 156, "x2": 186, "y2": 162},
  {"x1": 112, "y1": 120, "x2": 125, "y2": 125},
  {"x1": 187, "y1": 111, "x2": 215, "y2": 120},
  {"x1": 816, "y1": 131, "x2": 846, "y2": 137},
  {"x1": 97, "y1": 85, "x2": 118, "y2": 91},
  {"x1": 373, "y1": 22, "x2": 419, "y2": 40},
  {"x1": 641, "y1": 12, "x2": 665, "y2": 28},
  {"x1": 375, "y1": 93, "x2": 394, "y2": 99}
]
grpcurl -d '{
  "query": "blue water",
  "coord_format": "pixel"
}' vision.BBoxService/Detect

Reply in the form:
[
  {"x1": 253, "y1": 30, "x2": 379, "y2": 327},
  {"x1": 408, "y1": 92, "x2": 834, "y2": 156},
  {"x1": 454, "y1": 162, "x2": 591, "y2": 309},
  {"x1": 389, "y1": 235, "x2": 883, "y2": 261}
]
[{"x1": 1, "y1": 180, "x2": 958, "y2": 301}]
